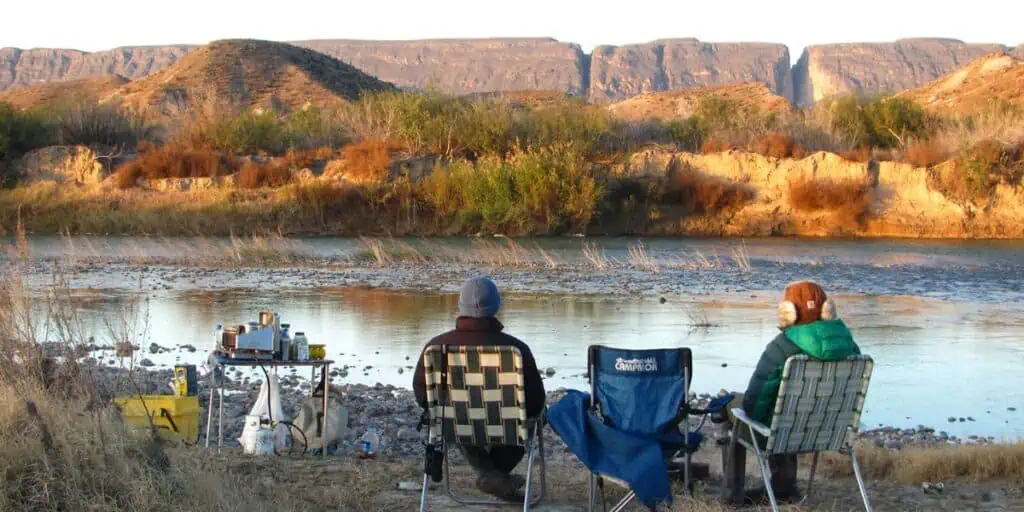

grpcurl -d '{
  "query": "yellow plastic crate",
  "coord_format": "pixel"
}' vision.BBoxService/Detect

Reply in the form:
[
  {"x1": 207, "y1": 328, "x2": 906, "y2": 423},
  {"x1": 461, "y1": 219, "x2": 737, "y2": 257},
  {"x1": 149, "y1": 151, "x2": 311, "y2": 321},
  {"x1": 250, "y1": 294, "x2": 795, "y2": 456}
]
[{"x1": 113, "y1": 395, "x2": 201, "y2": 444}]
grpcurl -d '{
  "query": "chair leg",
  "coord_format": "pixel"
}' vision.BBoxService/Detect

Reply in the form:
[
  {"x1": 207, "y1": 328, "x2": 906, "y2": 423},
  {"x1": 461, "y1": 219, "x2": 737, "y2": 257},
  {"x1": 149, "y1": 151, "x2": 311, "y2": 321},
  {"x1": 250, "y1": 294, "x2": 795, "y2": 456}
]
[
  {"x1": 749, "y1": 425, "x2": 779, "y2": 512},
  {"x1": 756, "y1": 456, "x2": 780, "y2": 512},
  {"x1": 850, "y1": 445, "x2": 873, "y2": 512},
  {"x1": 588, "y1": 473, "x2": 596, "y2": 512},
  {"x1": 523, "y1": 437, "x2": 535, "y2": 512},
  {"x1": 419, "y1": 472, "x2": 430, "y2": 512},
  {"x1": 533, "y1": 428, "x2": 547, "y2": 505},
  {"x1": 807, "y1": 451, "x2": 820, "y2": 499}
]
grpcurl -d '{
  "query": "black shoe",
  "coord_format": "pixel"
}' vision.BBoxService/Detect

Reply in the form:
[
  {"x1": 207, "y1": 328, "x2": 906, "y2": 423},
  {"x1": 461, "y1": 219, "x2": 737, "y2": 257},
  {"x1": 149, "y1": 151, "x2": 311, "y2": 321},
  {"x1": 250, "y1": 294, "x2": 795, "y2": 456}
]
[{"x1": 476, "y1": 472, "x2": 524, "y2": 502}]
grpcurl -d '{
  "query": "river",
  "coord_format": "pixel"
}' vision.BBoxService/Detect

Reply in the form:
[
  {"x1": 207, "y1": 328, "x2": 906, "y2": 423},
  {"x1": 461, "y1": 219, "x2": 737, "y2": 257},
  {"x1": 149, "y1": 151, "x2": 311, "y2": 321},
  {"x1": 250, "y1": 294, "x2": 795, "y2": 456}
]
[{"x1": 16, "y1": 236, "x2": 1024, "y2": 440}]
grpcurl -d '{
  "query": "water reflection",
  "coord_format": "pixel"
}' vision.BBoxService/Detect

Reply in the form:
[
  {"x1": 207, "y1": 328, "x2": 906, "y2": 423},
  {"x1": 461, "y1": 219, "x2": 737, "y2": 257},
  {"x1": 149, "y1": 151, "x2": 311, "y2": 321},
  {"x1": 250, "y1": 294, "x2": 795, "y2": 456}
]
[{"x1": 74, "y1": 287, "x2": 1024, "y2": 440}]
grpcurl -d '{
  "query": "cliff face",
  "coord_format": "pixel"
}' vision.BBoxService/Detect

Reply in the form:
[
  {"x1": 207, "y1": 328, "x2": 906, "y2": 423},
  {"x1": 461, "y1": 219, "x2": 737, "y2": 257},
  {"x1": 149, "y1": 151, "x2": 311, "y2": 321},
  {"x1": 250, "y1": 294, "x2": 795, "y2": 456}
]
[
  {"x1": 792, "y1": 39, "x2": 1010, "y2": 105},
  {"x1": 294, "y1": 38, "x2": 588, "y2": 96},
  {"x1": 3, "y1": 38, "x2": 1023, "y2": 108},
  {"x1": 0, "y1": 45, "x2": 195, "y2": 91},
  {"x1": 588, "y1": 39, "x2": 791, "y2": 102}
]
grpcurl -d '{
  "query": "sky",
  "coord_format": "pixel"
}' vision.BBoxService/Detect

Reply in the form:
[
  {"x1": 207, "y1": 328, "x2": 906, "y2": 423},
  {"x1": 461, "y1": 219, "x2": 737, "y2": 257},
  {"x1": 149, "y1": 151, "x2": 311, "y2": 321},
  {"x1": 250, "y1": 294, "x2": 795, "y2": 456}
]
[{"x1": 3, "y1": 0, "x2": 1022, "y2": 58}]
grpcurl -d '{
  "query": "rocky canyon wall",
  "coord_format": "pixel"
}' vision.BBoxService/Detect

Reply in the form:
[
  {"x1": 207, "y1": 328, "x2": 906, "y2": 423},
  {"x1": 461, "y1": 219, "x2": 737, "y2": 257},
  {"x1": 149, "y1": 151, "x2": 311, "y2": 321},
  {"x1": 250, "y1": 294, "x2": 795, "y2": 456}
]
[{"x1": 3, "y1": 38, "x2": 1022, "y2": 106}]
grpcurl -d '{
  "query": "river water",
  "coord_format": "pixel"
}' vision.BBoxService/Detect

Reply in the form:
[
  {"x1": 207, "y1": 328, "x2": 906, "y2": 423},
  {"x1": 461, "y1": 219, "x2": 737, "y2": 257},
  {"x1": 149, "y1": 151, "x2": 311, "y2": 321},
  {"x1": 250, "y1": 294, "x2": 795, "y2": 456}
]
[{"x1": 19, "y1": 236, "x2": 1024, "y2": 440}]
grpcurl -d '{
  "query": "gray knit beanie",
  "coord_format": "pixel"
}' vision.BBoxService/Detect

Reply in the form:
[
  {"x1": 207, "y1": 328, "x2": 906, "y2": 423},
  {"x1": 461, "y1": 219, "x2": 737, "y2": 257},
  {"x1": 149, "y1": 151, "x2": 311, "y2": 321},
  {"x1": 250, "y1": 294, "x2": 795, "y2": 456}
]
[{"x1": 458, "y1": 277, "x2": 502, "y2": 318}]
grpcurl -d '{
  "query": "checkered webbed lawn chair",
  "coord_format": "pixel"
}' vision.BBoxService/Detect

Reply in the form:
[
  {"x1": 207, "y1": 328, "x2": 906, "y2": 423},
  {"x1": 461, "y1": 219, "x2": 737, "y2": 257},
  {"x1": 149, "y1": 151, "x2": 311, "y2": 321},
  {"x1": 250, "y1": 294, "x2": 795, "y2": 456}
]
[
  {"x1": 587, "y1": 345, "x2": 727, "y2": 512},
  {"x1": 728, "y1": 355, "x2": 874, "y2": 512},
  {"x1": 419, "y1": 345, "x2": 546, "y2": 512}
]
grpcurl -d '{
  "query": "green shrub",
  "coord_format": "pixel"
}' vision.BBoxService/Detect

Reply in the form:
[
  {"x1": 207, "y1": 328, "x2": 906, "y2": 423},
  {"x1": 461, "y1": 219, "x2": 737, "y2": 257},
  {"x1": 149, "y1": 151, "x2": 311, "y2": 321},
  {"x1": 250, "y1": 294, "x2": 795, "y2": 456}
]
[
  {"x1": 947, "y1": 139, "x2": 1023, "y2": 202},
  {"x1": 282, "y1": 106, "x2": 350, "y2": 149},
  {"x1": 664, "y1": 118, "x2": 707, "y2": 151},
  {"x1": 0, "y1": 102, "x2": 52, "y2": 186},
  {"x1": 421, "y1": 144, "x2": 603, "y2": 233},
  {"x1": 828, "y1": 95, "x2": 935, "y2": 149},
  {"x1": 208, "y1": 111, "x2": 286, "y2": 154}
]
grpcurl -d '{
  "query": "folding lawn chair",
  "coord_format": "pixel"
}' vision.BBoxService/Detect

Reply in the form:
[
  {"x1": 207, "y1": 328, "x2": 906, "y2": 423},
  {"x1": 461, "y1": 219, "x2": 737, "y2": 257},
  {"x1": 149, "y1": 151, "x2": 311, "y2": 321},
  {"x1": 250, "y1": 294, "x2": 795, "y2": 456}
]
[
  {"x1": 728, "y1": 355, "x2": 874, "y2": 512},
  {"x1": 586, "y1": 345, "x2": 728, "y2": 512},
  {"x1": 418, "y1": 345, "x2": 546, "y2": 512}
]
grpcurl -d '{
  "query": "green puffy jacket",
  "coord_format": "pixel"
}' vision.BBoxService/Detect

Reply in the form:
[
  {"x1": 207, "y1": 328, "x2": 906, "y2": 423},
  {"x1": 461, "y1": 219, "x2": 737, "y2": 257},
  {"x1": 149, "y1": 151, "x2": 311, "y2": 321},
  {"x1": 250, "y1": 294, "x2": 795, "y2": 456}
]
[{"x1": 742, "y1": 319, "x2": 861, "y2": 425}]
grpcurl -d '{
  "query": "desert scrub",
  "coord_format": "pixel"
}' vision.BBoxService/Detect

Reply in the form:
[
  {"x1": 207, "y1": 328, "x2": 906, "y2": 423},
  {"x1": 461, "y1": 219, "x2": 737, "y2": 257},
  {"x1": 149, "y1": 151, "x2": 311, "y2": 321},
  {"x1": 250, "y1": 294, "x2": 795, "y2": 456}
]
[
  {"x1": 0, "y1": 102, "x2": 51, "y2": 186},
  {"x1": 935, "y1": 139, "x2": 1024, "y2": 203},
  {"x1": 422, "y1": 144, "x2": 603, "y2": 234},
  {"x1": 113, "y1": 143, "x2": 234, "y2": 189},
  {"x1": 826, "y1": 95, "x2": 937, "y2": 149},
  {"x1": 46, "y1": 100, "x2": 149, "y2": 149}
]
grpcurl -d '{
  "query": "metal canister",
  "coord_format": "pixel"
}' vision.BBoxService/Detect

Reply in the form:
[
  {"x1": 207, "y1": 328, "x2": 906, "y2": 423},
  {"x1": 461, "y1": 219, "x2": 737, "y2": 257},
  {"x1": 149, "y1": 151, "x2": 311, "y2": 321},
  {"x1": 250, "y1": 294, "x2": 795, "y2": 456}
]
[
  {"x1": 259, "y1": 311, "x2": 276, "y2": 326},
  {"x1": 222, "y1": 328, "x2": 238, "y2": 350}
]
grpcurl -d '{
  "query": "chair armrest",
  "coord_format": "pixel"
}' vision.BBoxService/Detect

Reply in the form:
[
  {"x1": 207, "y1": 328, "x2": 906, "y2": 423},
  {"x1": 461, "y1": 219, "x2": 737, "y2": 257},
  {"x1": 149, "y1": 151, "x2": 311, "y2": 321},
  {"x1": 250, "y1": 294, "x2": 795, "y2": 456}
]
[{"x1": 730, "y1": 407, "x2": 771, "y2": 437}]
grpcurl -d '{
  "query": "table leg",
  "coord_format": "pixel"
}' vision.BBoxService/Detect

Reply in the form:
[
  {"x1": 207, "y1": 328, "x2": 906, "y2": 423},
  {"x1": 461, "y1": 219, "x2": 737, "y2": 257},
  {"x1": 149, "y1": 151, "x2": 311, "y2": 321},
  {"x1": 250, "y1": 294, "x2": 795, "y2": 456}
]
[
  {"x1": 322, "y1": 363, "x2": 329, "y2": 459},
  {"x1": 217, "y1": 373, "x2": 224, "y2": 451},
  {"x1": 205, "y1": 387, "x2": 214, "y2": 448}
]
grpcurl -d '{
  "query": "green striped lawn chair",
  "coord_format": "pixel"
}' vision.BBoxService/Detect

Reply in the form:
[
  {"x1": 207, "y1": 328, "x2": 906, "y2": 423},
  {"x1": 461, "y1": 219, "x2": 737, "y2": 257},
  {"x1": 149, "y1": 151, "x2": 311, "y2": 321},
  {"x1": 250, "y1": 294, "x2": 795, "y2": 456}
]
[{"x1": 729, "y1": 355, "x2": 874, "y2": 512}]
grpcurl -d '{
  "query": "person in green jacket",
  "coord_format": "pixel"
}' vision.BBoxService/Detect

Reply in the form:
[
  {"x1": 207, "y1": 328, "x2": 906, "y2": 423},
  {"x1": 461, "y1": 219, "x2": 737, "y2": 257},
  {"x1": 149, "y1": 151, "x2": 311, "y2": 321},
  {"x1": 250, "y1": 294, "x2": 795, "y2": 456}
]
[{"x1": 722, "y1": 280, "x2": 861, "y2": 505}]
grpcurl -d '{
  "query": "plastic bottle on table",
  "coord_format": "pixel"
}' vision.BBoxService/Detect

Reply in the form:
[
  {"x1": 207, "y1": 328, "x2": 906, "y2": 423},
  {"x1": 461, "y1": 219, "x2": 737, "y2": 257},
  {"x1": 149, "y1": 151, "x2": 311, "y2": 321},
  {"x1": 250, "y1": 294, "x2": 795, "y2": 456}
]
[
  {"x1": 279, "y1": 324, "x2": 291, "y2": 361},
  {"x1": 293, "y1": 332, "x2": 309, "y2": 361},
  {"x1": 214, "y1": 324, "x2": 224, "y2": 350},
  {"x1": 359, "y1": 424, "x2": 380, "y2": 459}
]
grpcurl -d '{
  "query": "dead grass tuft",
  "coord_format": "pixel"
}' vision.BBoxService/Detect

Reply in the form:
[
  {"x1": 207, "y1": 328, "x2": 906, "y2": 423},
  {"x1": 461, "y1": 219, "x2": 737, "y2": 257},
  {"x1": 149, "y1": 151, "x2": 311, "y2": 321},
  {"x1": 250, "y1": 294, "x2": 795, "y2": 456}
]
[
  {"x1": 235, "y1": 160, "x2": 293, "y2": 189},
  {"x1": 661, "y1": 162, "x2": 753, "y2": 215},
  {"x1": 700, "y1": 137, "x2": 733, "y2": 154},
  {"x1": 821, "y1": 441, "x2": 1024, "y2": 485},
  {"x1": 903, "y1": 139, "x2": 948, "y2": 168},
  {"x1": 838, "y1": 146, "x2": 872, "y2": 163},
  {"x1": 340, "y1": 138, "x2": 402, "y2": 181},
  {"x1": 113, "y1": 143, "x2": 232, "y2": 189},
  {"x1": 749, "y1": 133, "x2": 805, "y2": 159}
]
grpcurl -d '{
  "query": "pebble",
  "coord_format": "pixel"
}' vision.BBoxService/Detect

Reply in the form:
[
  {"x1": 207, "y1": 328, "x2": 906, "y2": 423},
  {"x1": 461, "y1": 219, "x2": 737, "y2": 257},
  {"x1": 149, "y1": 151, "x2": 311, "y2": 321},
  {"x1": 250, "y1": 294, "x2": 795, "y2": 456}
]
[
  {"x1": 545, "y1": 368, "x2": 557, "y2": 377},
  {"x1": 140, "y1": 359, "x2": 155, "y2": 367}
]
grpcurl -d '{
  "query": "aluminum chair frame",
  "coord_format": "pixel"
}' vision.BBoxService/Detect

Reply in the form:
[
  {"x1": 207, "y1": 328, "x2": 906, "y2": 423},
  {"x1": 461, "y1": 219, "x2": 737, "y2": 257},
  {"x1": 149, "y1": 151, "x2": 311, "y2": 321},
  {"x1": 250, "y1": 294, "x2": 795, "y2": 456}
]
[
  {"x1": 728, "y1": 354, "x2": 874, "y2": 512},
  {"x1": 418, "y1": 345, "x2": 547, "y2": 512}
]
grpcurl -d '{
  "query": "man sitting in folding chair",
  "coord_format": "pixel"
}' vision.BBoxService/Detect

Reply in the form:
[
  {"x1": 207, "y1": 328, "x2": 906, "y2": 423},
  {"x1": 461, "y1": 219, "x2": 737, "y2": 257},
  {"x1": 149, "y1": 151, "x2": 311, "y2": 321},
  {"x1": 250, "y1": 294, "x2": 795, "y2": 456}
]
[
  {"x1": 548, "y1": 345, "x2": 732, "y2": 511},
  {"x1": 413, "y1": 277, "x2": 546, "y2": 502},
  {"x1": 718, "y1": 280, "x2": 862, "y2": 506}
]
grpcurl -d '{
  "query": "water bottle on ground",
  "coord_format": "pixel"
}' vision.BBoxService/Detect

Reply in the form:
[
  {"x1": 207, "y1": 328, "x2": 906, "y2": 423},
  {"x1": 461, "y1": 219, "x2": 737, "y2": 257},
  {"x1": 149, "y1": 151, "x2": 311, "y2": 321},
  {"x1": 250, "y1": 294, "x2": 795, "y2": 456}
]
[{"x1": 359, "y1": 424, "x2": 380, "y2": 459}]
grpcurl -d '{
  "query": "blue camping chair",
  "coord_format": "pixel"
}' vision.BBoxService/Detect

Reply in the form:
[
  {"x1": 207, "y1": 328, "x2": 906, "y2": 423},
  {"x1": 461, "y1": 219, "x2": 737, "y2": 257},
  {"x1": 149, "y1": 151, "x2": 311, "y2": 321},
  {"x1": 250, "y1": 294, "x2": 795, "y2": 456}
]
[{"x1": 549, "y1": 345, "x2": 730, "y2": 512}]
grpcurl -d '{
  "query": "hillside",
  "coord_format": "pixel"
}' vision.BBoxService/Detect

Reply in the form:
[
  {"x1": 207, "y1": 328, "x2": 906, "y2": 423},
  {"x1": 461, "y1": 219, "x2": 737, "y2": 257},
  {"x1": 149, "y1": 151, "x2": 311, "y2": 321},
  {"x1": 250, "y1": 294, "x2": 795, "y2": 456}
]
[
  {"x1": 605, "y1": 83, "x2": 796, "y2": 122},
  {"x1": 463, "y1": 90, "x2": 575, "y2": 109},
  {"x1": 900, "y1": 53, "x2": 1024, "y2": 115},
  {"x1": 0, "y1": 76, "x2": 129, "y2": 109},
  {"x1": 113, "y1": 39, "x2": 395, "y2": 116}
]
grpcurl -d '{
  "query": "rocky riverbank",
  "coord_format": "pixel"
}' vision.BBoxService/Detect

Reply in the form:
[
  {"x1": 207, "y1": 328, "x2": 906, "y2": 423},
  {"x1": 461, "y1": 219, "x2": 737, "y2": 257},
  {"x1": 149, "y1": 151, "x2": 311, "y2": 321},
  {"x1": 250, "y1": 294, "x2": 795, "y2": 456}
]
[{"x1": 96, "y1": 364, "x2": 993, "y2": 460}]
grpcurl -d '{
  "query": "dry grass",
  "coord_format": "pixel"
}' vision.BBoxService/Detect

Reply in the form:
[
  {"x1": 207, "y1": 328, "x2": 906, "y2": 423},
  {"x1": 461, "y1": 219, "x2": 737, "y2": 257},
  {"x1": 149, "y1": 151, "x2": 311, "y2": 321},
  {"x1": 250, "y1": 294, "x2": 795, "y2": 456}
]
[
  {"x1": 749, "y1": 133, "x2": 806, "y2": 159},
  {"x1": 340, "y1": 138, "x2": 401, "y2": 181},
  {"x1": 821, "y1": 441, "x2": 1024, "y2": 485},
  {"x1": 700, "y1": 137, "x2": 734, "y2": 154},
  {"x1": 627, "y1": 241, "x2": 660, "y2": 273},
  {"x1": 788, "y1": 177, "x2": 873, "y2": 216},
  {"x1": 661, "y1": 162, "x2": 753, "y2": 216},
  {"x1": 903, "y1": 139, "x2": 949, "y2": 168},
  {"x1": 113, "y1": 143, "x2": 232, "y2": 189},
  {"x1": 0, "y1": 234, "x2": 281, "y2": 511},
  {"x1": 235, "y1": 160, "x2": 293, "y2": 189},
  {"x1": 838, "y1": 146, "x2": 872, "y2": 163}
]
